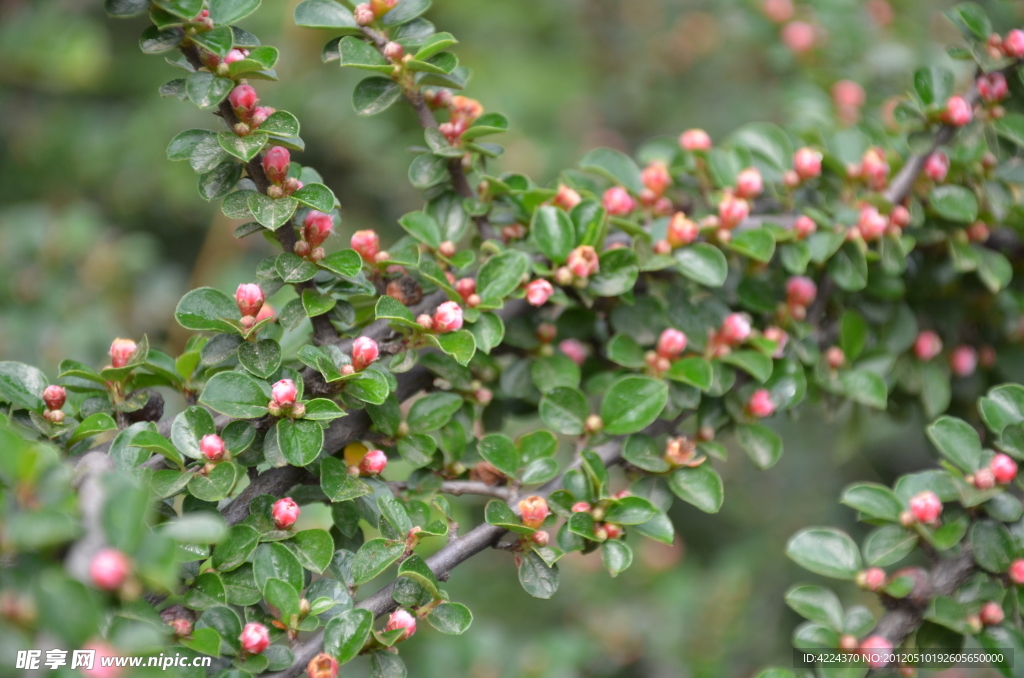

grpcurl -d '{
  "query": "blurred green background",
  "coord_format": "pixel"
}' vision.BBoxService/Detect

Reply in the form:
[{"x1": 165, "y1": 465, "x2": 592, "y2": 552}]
[{"x1": 2, "y1": 0, "x2": 1021, "y2": 675}]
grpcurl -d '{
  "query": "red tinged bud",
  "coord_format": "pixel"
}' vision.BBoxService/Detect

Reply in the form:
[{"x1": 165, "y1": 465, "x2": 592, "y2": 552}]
[
  {"x1": 526, "y1": 279, "x2": 554, "y2": 306},
  {"x1": 359, "y1": 449, "x2": 388, "y2": 475},
  {"x1": 667, "y1": 212, "x2": 699, "y2": 247},
  {"x1": 991, "y1": 453, "x2": 1018, "y2": 485},
  {"x1": 1003, "y1": 29, "x2": 1024, "y2": 58},
  {"x1": 859, "y1": 636, "x2": 893, "y2": 669},
  {"x1": 531, "y1": 530, "x2": 550, "y2": 546},
  {"x1": 474, "y1": 387, "x2": 493, "y2": 405},
  {"x1": 949, "y1": 345, "x2": 978, "y2": 377},
  {"x1": 236, "y1": 283, "x2": 265, "y2": 318},
  {"x1": 307, "y1": 653, "x2": 339, "y2": 678},
  {"x1": 567, "y1": 245, "x2": 600, "y2": 279},
  {"x1": 352, "y1": 336, "x2": 379, "y2": 371},
  {"x1": 168, "y1": 617, "x2": 193, "y2": 637},
  {"x1": 641, "y1": 162, "x2": 672, "y2": 196},
  {"x1": 832, "y1": 80, "x2": 866, "y2": 110},
  {"x1": 383, "y1": 41, "x2": 404, "y2": 61},
  {"x1": 536, "y1": 323, "x2": 557, "y2": 344},
  {"x1": 559, "y1": 339, "x2": 587, "y2": 366},
  {"x1": 90, "y1": 548, "x2": 131, "y2": 591},
  {"x1": 761, "y1": 0, "x2": 793, "y2": 23},
  {"x1": 229, "y1": 85, "x2": 258, "y2": 115},
  {"x1": 42, "y1": 385, "x2": 66, "y2": 411},
  {"x1": 657, "y1": 328, "x2": 687, "y2": 359},
  {"x1": 764, "y1": 326, "x2": 788, "y2": 357},
  {"x1": 109, "y1": 338, "x2": 137, "y2": 369},
  {"x1": 967, "y1": 221, "x2": 989, "y2": 243},
  {"x1": 856, "y1": 567, "x2": 886, "y2": 591},
  {"x1": 44, "y1": 409, "x2": 65, "y2": 424},
  {"x1": 1010, "y1": 558, "x2": 1024, "y2": 584},
  {"x1": 746, "y1": 389, "x2": 776, "y2": 418},
  {"x1": 571, "y1": 501, "x2": 591, "y2": 513},
  {"x1": 860, "y1": 147, "x2": 890, "y2": 189},
  {"x1": 980, "y1": 601, "x2": 1005, "y2": 626},
  {"x1": 224, "y1": 48, "x2": 248, "y2": 64},
  {"x1": 781, "y1": 20, "x2": 816, "y2": 53},
  {"x1": 385, "y1": 609, "x2": 416, "y2": 640},
  {"x1": 354, "y1": 2, "x2": 374, "y2": 24},
  {"x1": 913, "y1": 330, "x2": 943, "y2": 361},
  {"x1": 923, "y1": 152, "x2": 949, "y2": 182},
  {"x1": 272, "y1": 497, "x2": 300, "y2": 529},
  {"x1": 718, "y1": 193, "x2": 749, "y2": 230},
  {"x1": 262, "y1": 146, "x2": 290, "y2": 185},
  {"x1": 785, "y1": 276, "x2": 817, "y2": 308},
  {"x1": 979, "y1": 72, "x2": 1008, "y2": 103},
  {"x1": 909, "y1": 490, "x2": 942, "y2": 524},
  {"x1": 973, "y1": 468, "x2": 995, "y2": 490},
  {"x1": 603, "y1": 523, "x2": 623, "y2": 539},
  {"x1": 602, "y1": 186, "x2": 636, "y2": 216},
  {"x1": 437, "y1": 240, "x2": 457, "y2": 259},
  {"x1": 857, "y1": 206, "x2": 887, "y2": 241},
  {"x1": 553, "y1": 184, "x2": 582, "y2": 211},
  {"x1": 251, "y1": 106, "x2": 275, "y2": 128},
  {"x1": 271, "y1": 379, "x2": 298, "y2": 406},
  {"x1": 826, "y1": 346, "x2": 846, "y2": 369},
  {"x1": 584, "y1": 414, "x2": 603, "y2": 434},
  {"x1": 794, "y1": 215, "x2": 816, "y2": 239},
  {"x1": 200, "y1": 434, "x2": 226, "y2": 462},
  {"x1": 735, "y1": 167, "x2": 763, "y2": 199},
  {"x1": 302, "y1": 211, "x2": 334, "y2": 248},
  {"x1": 941, "y1": 96, "x2": 973, "y2": 126},
  {"x1": 838, "y1": 634, "x2": 858, "y2": 651},
  {"x1": 433, "y1": 301, "x2": 464, "y2": 333},
  {"x1": 519, "y1": 496, "x2": 550, "y2": 529},
  {"x1": 416, "y1": 314, "x2": 434, "y2": 331},
  {"x1": 239, "y1": 623, "x2": 271, "y2": 654},
  {"x1": 351, "y1": 229, "x2": 380, "y2": 262},
  {"x1": 793, "y1": 147, "x2": 822, "y2": 180},
  {"x1": 890, "y1": 205, "x2": 911, "y2": 228},
  {"x1": 719, "y1": 313, "x2": 752, "y2": 345},
  {"x1": 680, "y1": 128, "x2": 712, "y2": 151}
]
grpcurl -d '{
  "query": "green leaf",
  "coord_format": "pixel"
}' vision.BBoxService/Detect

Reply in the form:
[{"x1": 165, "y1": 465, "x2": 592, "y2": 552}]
[
  {"x1": 353, "y1": 76, "x2": 403, "y2": 116},
  {"x1": 426, "y1": 602, "x2": 472, "y2": 635},
  {"x1": 975, "y1": 246, "x2": 1012, "y2": 293},
  {"x1": 736, "y1": 423, "x2": 783, "y2": 470},
  {"x1": 217, "y1": 131, "x2": 268, "y2": 162},
  {"x1": 838, "y1": 369, "x2": 888, "y2": 409},
  {"x1": 199, "y1": 371, "x2": 269, "y2": 418},
  {"x1": 175, "y1": 287, "x2": 239, "y2": 333},
  {"x1": 163, "y1": 512, "x2": 228, "y2": 544},
  {"x1": 600, "y1": 375, "x2": 667, "y2": 435},
  {"x1": 140, "y1": 26, "x2": 184, "y2": 53},
  {"x1": 264, "y1": 577, "x2": 300, "y2": 622},
  {"x1": 292, "y1": 183, "x2": 337, "y2": 213},
  {"x1": 259, "y1": 110, "x2": 301, "y2": 137},
  {"x1": 531, "y1": 354, "x2": 581, "y2": 393},
  {"x1": 531, "y1": 206, "x2": 575, "y2": 263},
  {"x1": 944, "y1": 2, "x2": 992, "y2": 41},
  {"x1": 324, "y1": 609, "x2": 373, "y2": 664},
  {"x1": 253, "y1": 542, "x2": 304, "y2": 593},
  {"x1": 338, "y1": 35, "x2": 391, "y2": 71},
  {"x1": 426, "y1": 330, "x2": 476, "y2": 366},
  {"x1": 170, "y1": 406, "x2": 216, "y2": 459},
  {"x1": 374, "y1": 294, "x2": 418, "y2": 327},
  {"x1": 828, "y1": 243, "x2": 867, "y2": 291},
  {"x1": 785, "y1": 585, "x2": 844, "y2": 632},
  {"x1": 212, "y1": 524, "x2": 261, "y2": 572},
  {"x1": 462, "y1": 112, "x2": 509, "y2": 140},
  {"x1": 993, "y1": 113, "x2": 1024, "y2": 148},
  {"x1": 414, "y1": 31, "x2": 458, "y2": 60},
  {"x1": 248, "y1": 193, "x2": 298, "y2": 229},
  {"x1": 276, "y1": 252, "x2": 319, "y2": 283},
  {"x1": 319, "y1": 249, "x2": 361, "y2": 278},
  {"x1": 469, "y1": 312, "x2": 504, "y2": 354},
  {"x1": 622, "y1": 434, "x2": 671, "y2": 473},
  {"x1": 929, "y1": 185, "x2": 978, "y2": 223},
  {"x1": 381, "y1": 0, "x2": 431, "y2": 25},
  {"x1": 397, "y1": 210, "x2": 442, "y2": 247},
  {"x1": 578, "y1": 147, "x2": 643, "y2": 194},
  {"x1": 209, "y1": 0, "x2": 261, "y2": 23},
  {"x1": 589, "y1": 248, "x2": 639, "y2": 297},
  {"x1": 477, "y1": 250, "x2": 531, "y2": 304},
  {"x1": 520, "y1": 458, "x2": 558, "y2": 484},
  {"x1": 282, "y1": 529, "x2": 334, "y2": 573},
  {"x1": 301, "y1": 289, "x2": 336, "y2": 318},
  {"x1": 926, "y1": 416, "x2": 982, "y2": 473},
  {"x1": 913, "y1": 65, "x2": 954, "y2": 106},
  {"x1": 407, "y1": 392, "x2": 463, "y2": 433},
  {"x1": 131, "y1": 430, "x2": 185, "y2": 468},
  {"x1": 69, "y1": 413, "x2": 118, "y2": 445},
  {"x1": 294, "y1": 0, "x2": 359, "y2": 29},
  {"x1": 605, "y1": 496, "x2": 658, "y2": 525},
  {"x1": 728, "y1": 228, "x2": 775, "y2": 263},
  {"x1": 485, "y1": 500, "x2": 532, "y2": 533},
  {"x1": 188, "y1": 461, "x2": 243, "y2": 501},
  {"x1": 351, "y1": 538, "x2": 405, "y2": 585},
  {"x1": 664, "y1": 357, "x2": 713, "y2": 391},
  {"x1": 720, "y1": 351, "x2": 773, "y2": 383},
  {"x1": 105, "y1": 0, "x2": 150, "y2": 17},
  {"x1": 186, "y1": 71, "x2": 234, "y2": 109},
  {"x1": 302, "y1": 398, "x2": 346, "y2": 421},
  {"x1": 601, "y1": 540, "x2": 633, "y2": 577},
  {"x1": 518, "y1": 550, "x2": 559, "y2": 599},
  {"x1": 274, "y1": 418, "x2": 324, "y2": 467},
  {"x1": 237, "y1": 339, "x2": 282, "y2": 379},
  {"x1": 786, "y1": 528, "x2": 862, "y2": 580},
  {"x1": 862, "y1": 525, "x2": 917, "y2": 567},
  {"x1": 193, "y1": 28, "x2": 234, "y2": 59},
  {"x1": 970, "y1": 520, "x2": 1014, "y2": 572},
  {"x1": 478, "y1": 433, "x2": 520, "y2": 476},
  {"x1": 343, "y1": 370, "x2": 390, "y2": 405},
  {"x1": 668, "y1": 465, "x2": 724, "y2": 513},
  {"x1": 675, "y1": 244, "x2": 728, "y2": 287},
  {"x1": 981, "y1": 384, "x2": 1024, "y2": 434},
  {"x1": 539, "y1": 386, "x2": 589, "y2": 435},
  {"x1": 839, "y1": 311, "x2": 868, "y2": 361},
  {"x1": 154, "y1": 0, "x2": 203, "y2": 19},
  {"x1": 840, "y1": 483, "x2": 903, "y2": 522},
  {"x1": 198, "y1": 161, "x2": 242, "y2": 200},
  {"x1": 320, "y1": 457, "x2": 372, "y2": 501}
]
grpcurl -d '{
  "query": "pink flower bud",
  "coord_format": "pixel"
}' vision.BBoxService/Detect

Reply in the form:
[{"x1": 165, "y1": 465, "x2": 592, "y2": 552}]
[
  {"x1": 229, "y1": 85, "x2": 258, "y2": 114},
  {"x1": 531, "y1": 530, "x2": 550, "y2": 546},
  {"x1": 351, "y1": 336, "x2": 380, "y2": 371},
  {"x1": 200, "y1": 434, "x2": 226, "y2": 462},
  {"x1": 354, "y1": 2, "x2": 374, "y2": 24},
  {"x1": 42, "y1": 385, "x2": 66, "y2": 411},
  {"x1": 168, "y1": 617, "x2": 193, "y2": 637},
  {"x1": 860, "y1": 147, "x2": 890, "y2": 189},
  {"x1": 666, "y1": 212, "x2": 699, "y2": 248},
  {"x1": 781, "y1": 20, "x2": 816, "y2": 54},
  {"x1": 416, "y1": 314, "x2": 434, "y2": 331},
  {"x1": 272, "y1": 497, "x2": 300, "y2": 529},
  {"x1": 761, "y1": 0, "x2": 794, "y2": 23},
  {"x1": 526, "y1": 279, "x2": 554, "y2": 306},
  {"x1": 382, "y1": 41, "x2": 404, "y2": 60},
  {"x1": 967, "y1": 221, "x2": 990, "y2": 243},
  {"x1": 559, "y1": 339, "x2": 587, "y2": 365},
  {"x1": 262, "y1": 146, "x2": 290, "y2": 185},
  {"x1": 567, "y1": 245, "x2": 600, "y2": 278},
  {"x1": 717, "y1": 193, "x2": 749, "y2": 230},
  {"x1": 433, "y1": 301, "x2": 464, "y2": 333},
  {"x1": 239, "y1": 622, "x2": 271, "y2": 654},
  {"x1": 109, "y1": 338, "x2": 137, "y2": 369},
  {"x1": 980, "y1": 601, "x2": 1005, "y2": 626},
  {"x1": 437, "y1": 241, "x2": 457, "y2": 259},
  {"x1": 785, "y1": 276, "x2": 817, "y2": 308},
  {"x1": 680, "y1": 128, "x2": 712, "y2": 151},
  {"x1": 302, "y1": 211, "x2": 334, "y2": 248},
  {"x1": 764, "y1": 326, "x2": 789, "y2": 357},
  {"x1": 826, "y1": 346, "x2": 846, "y2": 369},
  {"x1": 370, "y1": 0, "x2": 398, "y2": 18},
  {"x1": 519, "y1": 496, "x2": 550, "y2": 529},
  {"x1": 307, "y1": 652, "x2": 339, "y2": 678},
  {"x1": 44, "y1": 410, "x2": 65, "y2": 424},
  {"x1": 271, "y1": 378, "x2": 298, "y2": 405},
  {"x1": 794, "y1": 215, "x2": 816, "y2": 239},
  {"x1": 475, "y1": 387, "x2": 493, "y2": 405},
  {"x1": 978, "y1": 72, "x2": 1009, "y2": 103},
  {"x1": 359, "y1": 449, "x2": 388, "y2": 475},
  {"x1": 535, "y1": 323, "x2": 557, "y2": 344},
  {"x1": 793, "y1": 147, "x2": 822, "y2": 180},
  {"x1": 832, "y1": 80, "x2": 866, "y2": 109},
  {"x1": 571, "y1": 501, "x2": 591, "y2": 513},
  {"x1": 251, "y1": 106, "x2": 275, "y2": 128},
  {"x1": 1010, "y1": 558, "x2": 1024, "y2": 584},
  {"x1": 890, "y1": 205, "x2": 911, "y2": 228},
  {"x1": 641, "y1": 162, "x2": 672, "y2": 196},
  {"x1": 351, "y1": 229, "x2": 380, "y2": 262},
  {"x1": 909, "y1": 490, "x2": 942, "y2": 524},
  {"x1": 236, "y1": 283, "x2": 265, "y2": 318},
  {"x1": 656, "y1": 328, "x2": 687, "y2": 359},
  {"x1": 923, "y1": 152, "x2": 949, "y2": 182},
  {"x1": 949, "y1": 345, "x2": 978, "y2": 377},
  {"x1": 553, "y1": 184, "x2": 582, "y2": 211},
  {"x1": 603, "y1": 523, "x2": 623, "y2": 540},
  {"x1": 1004, "y1": 29, "x2": 1024, "y2": 58},
  {"x1": 719, "y1": 313, "x2": 752, "y2": 345},
  {"x1": 856, "y1": 206, "x2": 887, "y2": 242},
  {"x1": 735, "y1": 167, "x2": 763, "y2": 199},
  {"x1": 859, "y1": 636, "x2": 893, "y2": 669},
  {"x1": 913, "y1": 330, "x2": 942, "y2": 362},
  {"x1": 974, "y1": 467, "x2": 996, "y2": 490},
  {"x1": 991, "y1": 453, "x2": 1018, "y2": 485},
  {"x1": 454, "y1": 278, "x2": 476, "y2": 302},
  {"x1": 385, "y1": 609, "x2": 416, "y2": 640},
  {"x1": 256, "y1": 304, "x2": 276, "y2": 323},
  {"x1": 224, "y1": 49, "x2": 247, "y2": 64},
  {"x1": 856, "y1": 567, "x2": 886, "y2": 591},
  {"x1": 942, "y1": 96, "x2": 973, "y2": 127},
  {"x1": 90, "y1": 548, "x2": 131, "y2": 591},
  {"x1": 746, "y1": 389, "x2": 776, "y2": 418},
  {"x1": 602, "y1": 186, "x2": 636, "y2": 216}
]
